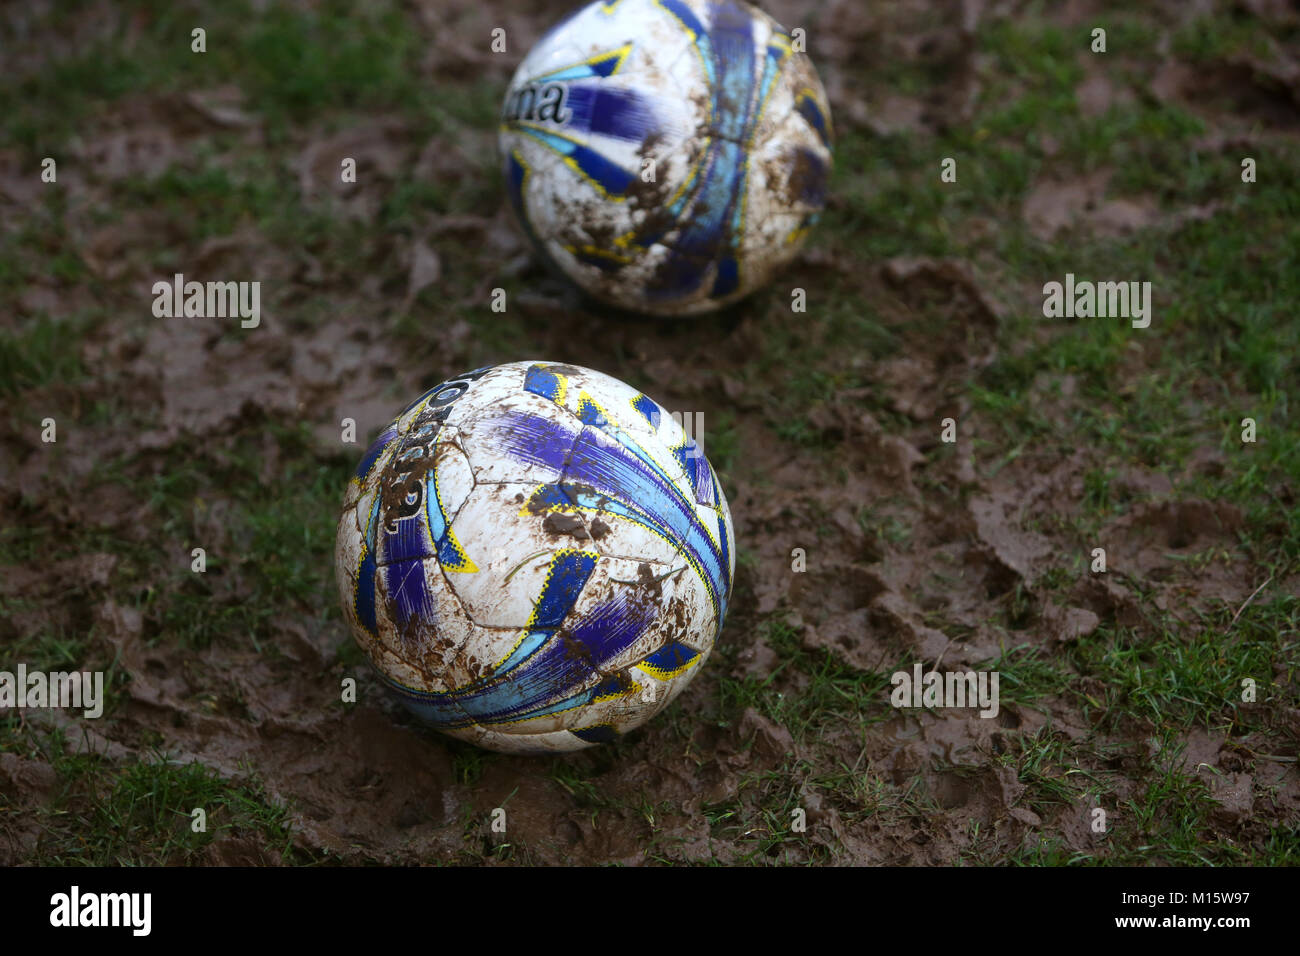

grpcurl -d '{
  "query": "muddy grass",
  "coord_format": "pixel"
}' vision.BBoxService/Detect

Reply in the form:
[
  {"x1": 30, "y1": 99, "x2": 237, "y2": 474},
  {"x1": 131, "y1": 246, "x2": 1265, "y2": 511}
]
[{"x1": 1, "y1": 0, "x2": 1298, "y2": 865}]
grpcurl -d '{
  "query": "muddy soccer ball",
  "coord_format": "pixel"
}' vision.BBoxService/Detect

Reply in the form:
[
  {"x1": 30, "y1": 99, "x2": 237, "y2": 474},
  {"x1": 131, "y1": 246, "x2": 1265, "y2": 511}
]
[
  {"x1": 335, "y1": 362, "x2": 735, "y2": 753},
  {"x1": 499, "y1": 0, "x2": 833, "y2": 316}
]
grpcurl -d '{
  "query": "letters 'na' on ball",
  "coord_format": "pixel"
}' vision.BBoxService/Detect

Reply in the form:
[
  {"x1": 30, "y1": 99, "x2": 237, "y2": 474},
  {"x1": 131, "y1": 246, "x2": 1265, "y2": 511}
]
[
  {"x1": 335, "y1": 362, "x2": 736, "y2": 753},
  {"x1": 499, "y1": 0, "x2": 833, "y2": 316}
]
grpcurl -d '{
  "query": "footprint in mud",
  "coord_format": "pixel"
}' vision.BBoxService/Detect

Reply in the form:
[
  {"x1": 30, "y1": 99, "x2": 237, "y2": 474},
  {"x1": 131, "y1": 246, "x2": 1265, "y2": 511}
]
[{"x1": 792, "y1": 563, "x2": 938, "y2": 671}]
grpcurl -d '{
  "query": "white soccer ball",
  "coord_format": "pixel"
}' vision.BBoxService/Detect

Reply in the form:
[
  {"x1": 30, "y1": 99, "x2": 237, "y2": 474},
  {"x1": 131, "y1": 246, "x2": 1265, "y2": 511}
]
[
  {"x1": 335, "y1": 362, "x2": 735, "y2": 753},
  {"x1": 499, "y1": 0, "x2": 833, "y2": 316}
]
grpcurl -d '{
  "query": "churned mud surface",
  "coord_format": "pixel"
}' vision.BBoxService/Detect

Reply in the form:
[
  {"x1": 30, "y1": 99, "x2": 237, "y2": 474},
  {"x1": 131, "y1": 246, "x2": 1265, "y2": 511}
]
[{"x1": 1, "y1": 0, "x2": 1298, "y2": 865}]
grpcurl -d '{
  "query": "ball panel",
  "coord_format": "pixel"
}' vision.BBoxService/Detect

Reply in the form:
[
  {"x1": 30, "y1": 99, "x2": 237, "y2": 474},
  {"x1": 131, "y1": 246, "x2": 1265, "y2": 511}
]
[
  {"x1": 445, "y1": 487, "x2": 584, "y2": 627},
  {"x1": 334, "y1": 510, "x2": 365, "y2": 635},
  {"x1": 437, "y1": 720, "x2": 495, "y2": 750},
  {"x1": 545, "y1": 362, "x2": 689, "y2": 455},
  {"x1": 454, "y1": 392, "x2": 576, "y2": 486},
  {"x1": 364, "y1": 555, "x2": 482, "y2": 694},
  {"x1": 472, "y1": 725, "x2": 597, "y2": 755}
]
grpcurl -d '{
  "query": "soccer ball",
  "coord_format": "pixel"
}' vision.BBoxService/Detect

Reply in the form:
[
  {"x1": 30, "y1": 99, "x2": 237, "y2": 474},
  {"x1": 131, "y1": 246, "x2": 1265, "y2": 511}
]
[
  {"x1": 499, "y1": 0, "x2": 833, "y2": 316},
  {"x1": 335, "y1": 362, "x2": 735, "y2": 753}
]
